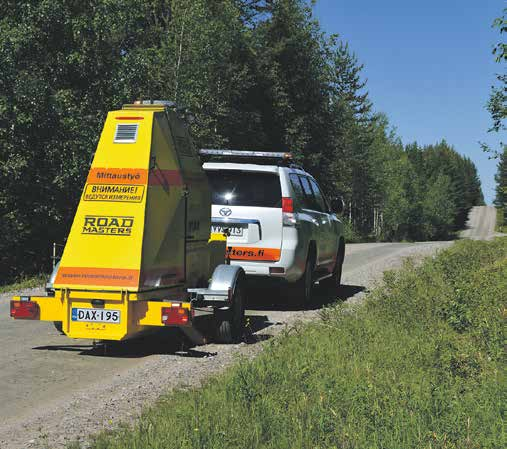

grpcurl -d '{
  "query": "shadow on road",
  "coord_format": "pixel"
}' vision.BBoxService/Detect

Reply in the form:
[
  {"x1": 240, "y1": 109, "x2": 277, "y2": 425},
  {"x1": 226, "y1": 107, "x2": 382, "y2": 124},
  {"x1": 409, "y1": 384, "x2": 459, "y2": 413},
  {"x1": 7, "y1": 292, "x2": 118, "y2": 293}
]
[
  {"x1": 32, "y1": 314, "x2": 273, "y2": 358},
  {"x1": 247, "y1": 283, "x2": 366, "y2": 311},
  {"x1": 31, "y1": 282, "x2": 365, "y2": 358},
  {"x1": 33, "y1": 328, "x2": 188, "y2": 357}
]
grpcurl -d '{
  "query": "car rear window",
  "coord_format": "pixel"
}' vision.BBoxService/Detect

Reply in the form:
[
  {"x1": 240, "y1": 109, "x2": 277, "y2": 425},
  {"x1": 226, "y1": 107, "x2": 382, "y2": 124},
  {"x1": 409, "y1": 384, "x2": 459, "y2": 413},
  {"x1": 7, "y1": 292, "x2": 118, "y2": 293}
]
[{"x1": 206, "y1": 170, "x2": 282, "y2": 208}]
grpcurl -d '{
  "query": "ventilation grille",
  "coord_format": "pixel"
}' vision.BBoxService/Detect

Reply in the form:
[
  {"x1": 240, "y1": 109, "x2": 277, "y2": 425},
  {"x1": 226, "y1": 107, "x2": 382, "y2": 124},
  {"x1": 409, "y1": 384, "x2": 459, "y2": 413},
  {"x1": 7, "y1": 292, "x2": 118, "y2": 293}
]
[{"x1": 114, "y1": 124, "x2": 139, "y2": 143}]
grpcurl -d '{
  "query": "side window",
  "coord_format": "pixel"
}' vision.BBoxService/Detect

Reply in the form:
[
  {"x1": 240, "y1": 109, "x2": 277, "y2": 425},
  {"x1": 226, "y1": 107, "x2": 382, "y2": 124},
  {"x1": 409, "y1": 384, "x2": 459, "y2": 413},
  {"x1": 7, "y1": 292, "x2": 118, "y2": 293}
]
[
  {"x1": 299, "y1": 176, "x2": 317, "y2": 210},
  {"x1": 289, "y1": 173, "x2": 304, "y2": 207},
  {"x1": 309, "y1": 179, "x2": 328, "y2": 213}
]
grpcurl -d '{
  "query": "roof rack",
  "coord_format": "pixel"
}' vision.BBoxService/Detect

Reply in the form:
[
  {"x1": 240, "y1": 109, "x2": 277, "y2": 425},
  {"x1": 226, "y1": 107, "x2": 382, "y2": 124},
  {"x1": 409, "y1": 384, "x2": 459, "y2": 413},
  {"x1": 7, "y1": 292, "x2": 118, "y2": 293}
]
[{"x1": 199, "y1": 149, "x2": 294, "y2": 165}]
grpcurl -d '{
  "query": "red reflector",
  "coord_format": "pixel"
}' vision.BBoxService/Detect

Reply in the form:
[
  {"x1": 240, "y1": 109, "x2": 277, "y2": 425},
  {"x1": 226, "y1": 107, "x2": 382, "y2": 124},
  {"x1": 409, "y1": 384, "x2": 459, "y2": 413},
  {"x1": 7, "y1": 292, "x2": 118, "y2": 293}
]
[
  {"x1": 282, "y1": 197, "x2": 293, "y2": 213},
  {"x1": 10, "y1": 300, "x2": 39, "y2": 319},
  {"x1": 161, "y1": 306, "x2": 190, "y2": 326},
  {"x1": 116, "y1": 116, "x2": 144, "y2": 120},
  {"x1": 269, "y1": 267, "x2": 285, "y2": 274}
]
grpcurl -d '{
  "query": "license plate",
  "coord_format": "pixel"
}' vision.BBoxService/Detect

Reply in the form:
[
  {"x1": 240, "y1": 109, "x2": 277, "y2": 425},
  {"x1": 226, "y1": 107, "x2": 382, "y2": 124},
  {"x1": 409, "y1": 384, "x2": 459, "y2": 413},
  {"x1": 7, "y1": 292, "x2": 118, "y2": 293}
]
[
  {"x1": 71, "y1": 308, "x2": 121, "y2": 323},
  {"x1": 211, "y1": 225, "x2": 244, "y2": 236}
]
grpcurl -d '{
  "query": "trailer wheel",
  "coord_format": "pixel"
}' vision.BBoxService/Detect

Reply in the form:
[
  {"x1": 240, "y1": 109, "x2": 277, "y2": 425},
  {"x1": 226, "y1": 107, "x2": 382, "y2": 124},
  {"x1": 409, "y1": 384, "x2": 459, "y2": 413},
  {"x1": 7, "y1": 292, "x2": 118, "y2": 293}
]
[{"x1": 215, "y1": 277, "x2": 245, "y2": 344}]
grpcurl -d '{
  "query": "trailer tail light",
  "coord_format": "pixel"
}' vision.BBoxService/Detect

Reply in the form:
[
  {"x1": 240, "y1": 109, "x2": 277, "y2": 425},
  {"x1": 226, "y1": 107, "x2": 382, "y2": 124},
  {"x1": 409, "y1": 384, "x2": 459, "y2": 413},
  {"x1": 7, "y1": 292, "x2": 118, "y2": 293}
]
[
  {"x1": 10, "y1": 300, "x2": 39, "y2": 319},
  {"x1": 282, "y1": 197, "x2": 297, "y2": 226},
  {"x1": 161, "y1": 304, "x2": 190, "y2": 326}
]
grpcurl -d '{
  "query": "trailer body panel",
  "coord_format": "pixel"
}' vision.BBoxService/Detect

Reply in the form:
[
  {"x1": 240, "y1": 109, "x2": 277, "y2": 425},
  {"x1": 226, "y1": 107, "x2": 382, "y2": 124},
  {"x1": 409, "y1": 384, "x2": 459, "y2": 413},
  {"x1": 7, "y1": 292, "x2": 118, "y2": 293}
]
[{"x1": 12, "y1": 103, "x2": 237, "y2": 343}]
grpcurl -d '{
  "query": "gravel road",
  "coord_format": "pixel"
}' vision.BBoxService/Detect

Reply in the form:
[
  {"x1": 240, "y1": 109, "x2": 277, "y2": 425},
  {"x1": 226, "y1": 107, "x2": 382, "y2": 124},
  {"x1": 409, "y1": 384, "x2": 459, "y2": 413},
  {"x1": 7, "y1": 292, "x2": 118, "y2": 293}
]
[
  {"x1": 0, "y1": 206, "x2": 500, "y2": 449},
  {"x1": 460, "y1": 205, "x2": 503, "y2": 240}
]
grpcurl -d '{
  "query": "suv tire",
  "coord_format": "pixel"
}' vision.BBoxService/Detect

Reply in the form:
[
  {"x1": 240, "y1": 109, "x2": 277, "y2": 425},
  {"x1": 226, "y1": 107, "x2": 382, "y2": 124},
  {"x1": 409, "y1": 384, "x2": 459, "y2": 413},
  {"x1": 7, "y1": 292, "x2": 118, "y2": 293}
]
[
  {"x1": 322, "y1": 241, "x2": 345, "y2": 291},
  {"x1": 294, "y1": 252, "x2": 314, "y2": 308}
]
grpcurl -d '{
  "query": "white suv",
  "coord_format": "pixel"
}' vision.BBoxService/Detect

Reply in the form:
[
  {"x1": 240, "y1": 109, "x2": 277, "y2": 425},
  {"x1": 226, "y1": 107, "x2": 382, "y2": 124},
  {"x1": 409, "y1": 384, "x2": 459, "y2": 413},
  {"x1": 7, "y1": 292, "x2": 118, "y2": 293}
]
[{"x1": 201, "y1": 150, "x2": 345, "y2": 305}]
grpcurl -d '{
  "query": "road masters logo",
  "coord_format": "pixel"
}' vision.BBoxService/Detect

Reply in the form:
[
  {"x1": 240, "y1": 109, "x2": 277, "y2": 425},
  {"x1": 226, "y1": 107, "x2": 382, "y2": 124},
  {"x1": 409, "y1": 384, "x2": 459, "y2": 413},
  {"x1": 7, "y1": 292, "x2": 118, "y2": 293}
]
[{"x1": 82, "y1": 215, "x2": 134, "y2": 236}]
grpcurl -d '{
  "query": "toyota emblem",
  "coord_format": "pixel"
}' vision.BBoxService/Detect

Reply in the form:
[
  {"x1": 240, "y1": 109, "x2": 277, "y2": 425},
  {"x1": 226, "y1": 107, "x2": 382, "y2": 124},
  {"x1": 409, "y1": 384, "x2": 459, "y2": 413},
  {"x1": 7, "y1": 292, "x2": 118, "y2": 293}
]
[{"x1": 219, "y1": 207, "x2": 232, "y2": 217}]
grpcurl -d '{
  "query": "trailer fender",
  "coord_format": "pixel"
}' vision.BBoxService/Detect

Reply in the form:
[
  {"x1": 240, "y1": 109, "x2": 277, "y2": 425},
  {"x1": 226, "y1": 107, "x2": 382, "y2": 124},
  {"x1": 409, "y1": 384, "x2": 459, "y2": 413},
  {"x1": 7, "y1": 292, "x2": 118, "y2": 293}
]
[
  {"x1": 210, "y1": 265, "x2": 246, "y2": 343},
  {"x1": 208, "y1": 264, "x2": 245, "y2": 298}
]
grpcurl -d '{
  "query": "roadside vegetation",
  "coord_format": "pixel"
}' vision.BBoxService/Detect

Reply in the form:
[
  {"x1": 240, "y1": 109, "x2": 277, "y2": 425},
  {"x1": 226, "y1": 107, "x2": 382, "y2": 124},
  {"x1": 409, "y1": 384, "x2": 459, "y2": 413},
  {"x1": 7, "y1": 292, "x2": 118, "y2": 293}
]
[
  {"x1": 0, "y1": 273, "x2": 47, "y2": 294},
  {"x1": 0, "y1": 0, "x2": 483, "y2": 285},
  {"x1": 489, "y1": 9, "x2": 506, "y2": 233},
  {"x1": 494, "y1": 148, "x2": 506, "y2": 233},
  {"x1": 497, "y1": 208, "x2": 507, "y2": 233},
  {"x1": 75, "y1": 238, "x2": 506, "y2": 449}
]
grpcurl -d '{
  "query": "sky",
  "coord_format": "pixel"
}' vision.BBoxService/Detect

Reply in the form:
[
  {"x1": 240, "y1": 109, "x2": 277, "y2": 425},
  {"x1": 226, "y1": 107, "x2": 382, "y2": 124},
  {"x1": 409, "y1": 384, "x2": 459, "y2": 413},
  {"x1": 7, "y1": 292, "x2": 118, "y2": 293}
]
[{"x1": 313, "y1": 0, "x2": 504, "y2": 204}]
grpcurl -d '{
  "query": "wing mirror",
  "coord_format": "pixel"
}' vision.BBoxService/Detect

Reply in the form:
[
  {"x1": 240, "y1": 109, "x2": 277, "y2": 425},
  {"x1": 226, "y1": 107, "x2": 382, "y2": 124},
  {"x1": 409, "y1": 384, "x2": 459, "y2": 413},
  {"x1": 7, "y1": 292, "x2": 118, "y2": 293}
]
[{"x1": 330, "y1": 196, "x2": 345, "y2": 215}]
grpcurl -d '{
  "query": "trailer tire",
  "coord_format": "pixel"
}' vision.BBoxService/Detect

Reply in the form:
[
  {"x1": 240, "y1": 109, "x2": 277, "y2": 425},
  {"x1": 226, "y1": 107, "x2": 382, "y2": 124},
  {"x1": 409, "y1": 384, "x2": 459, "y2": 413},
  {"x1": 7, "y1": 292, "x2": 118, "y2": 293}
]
[{"x1": 215, "y1": 276, "x2": 245, "y2": 344}]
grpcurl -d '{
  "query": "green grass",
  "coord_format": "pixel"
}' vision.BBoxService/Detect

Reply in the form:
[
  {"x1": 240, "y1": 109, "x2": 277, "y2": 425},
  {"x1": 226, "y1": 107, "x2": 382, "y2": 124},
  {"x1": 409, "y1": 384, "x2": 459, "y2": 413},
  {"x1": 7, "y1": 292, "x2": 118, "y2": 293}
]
[
  {"x1": 0, "y1": 273, "x2": 47, "y2": 293},
  {"x1": 496, "y1": 208, "x2": 507, "y2": 234},
  {"x1": 78, "y1": 239, "x2": 506, "y2": 449}
]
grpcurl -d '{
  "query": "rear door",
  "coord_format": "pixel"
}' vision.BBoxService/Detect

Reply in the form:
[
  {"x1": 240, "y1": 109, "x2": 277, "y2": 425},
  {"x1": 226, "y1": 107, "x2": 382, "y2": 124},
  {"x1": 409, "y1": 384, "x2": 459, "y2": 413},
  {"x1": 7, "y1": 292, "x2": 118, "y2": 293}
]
[
  {"x1": 308, "y1": 177, "x2": 337, "y2": 267},
  {"x1": 206, "y1": 169, "x2": 283, "y2": 262},
  {"x1": 298, "y1": 176, "x2": 328, "y2": 267}
]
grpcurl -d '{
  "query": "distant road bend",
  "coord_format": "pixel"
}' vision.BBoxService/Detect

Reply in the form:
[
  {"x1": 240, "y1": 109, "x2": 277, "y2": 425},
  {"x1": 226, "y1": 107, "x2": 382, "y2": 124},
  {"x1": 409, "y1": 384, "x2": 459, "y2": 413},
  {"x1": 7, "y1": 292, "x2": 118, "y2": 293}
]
[
  {"x1": 0, "y1": 205, "x2": 501, "y2": 449},
  {"x1": 460, "y1": 205, "x2": 502, "y2": 240}
]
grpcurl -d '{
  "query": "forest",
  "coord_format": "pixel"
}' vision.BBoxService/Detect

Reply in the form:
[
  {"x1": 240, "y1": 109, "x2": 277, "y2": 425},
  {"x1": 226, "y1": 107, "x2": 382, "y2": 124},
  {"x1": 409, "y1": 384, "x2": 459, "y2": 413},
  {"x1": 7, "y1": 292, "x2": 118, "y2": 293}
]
[{"x1": 0, "y1": 0, "x2": 484, "y2": 282}]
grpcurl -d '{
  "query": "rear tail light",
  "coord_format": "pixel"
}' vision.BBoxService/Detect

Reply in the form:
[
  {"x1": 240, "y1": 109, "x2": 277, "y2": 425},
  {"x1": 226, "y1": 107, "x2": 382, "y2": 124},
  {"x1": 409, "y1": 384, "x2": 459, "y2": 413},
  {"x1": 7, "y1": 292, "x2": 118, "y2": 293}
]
[
  {"x1": 282, "y1": 197, "x2": 293, "y2": 213},
  {"x1": 282, "y1": 197, "x2": 297, "y2": 226},
  {"x1": 269, "y1": 267, "x2": 285, "y2": 275},
  {"x1": 161, "y1": 304, "x2": 191, "y2": 326},
  {"x1": 10, "y1": 300, "x2": 39, "y2": 319}
]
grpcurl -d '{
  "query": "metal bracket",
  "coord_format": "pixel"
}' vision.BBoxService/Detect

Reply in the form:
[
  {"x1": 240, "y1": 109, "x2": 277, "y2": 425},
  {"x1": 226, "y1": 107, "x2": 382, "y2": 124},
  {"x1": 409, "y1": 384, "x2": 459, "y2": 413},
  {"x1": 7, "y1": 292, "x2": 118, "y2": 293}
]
[{"x1": 188, "y1": 288, "x2": 229, "y2": 307}]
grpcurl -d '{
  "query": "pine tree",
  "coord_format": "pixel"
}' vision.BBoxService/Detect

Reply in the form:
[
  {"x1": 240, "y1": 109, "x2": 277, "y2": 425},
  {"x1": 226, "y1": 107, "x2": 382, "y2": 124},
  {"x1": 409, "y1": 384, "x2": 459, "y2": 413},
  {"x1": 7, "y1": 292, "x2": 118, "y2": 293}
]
[{"x1": 421, "y1": 173, "x2": 456, "y2": 240}]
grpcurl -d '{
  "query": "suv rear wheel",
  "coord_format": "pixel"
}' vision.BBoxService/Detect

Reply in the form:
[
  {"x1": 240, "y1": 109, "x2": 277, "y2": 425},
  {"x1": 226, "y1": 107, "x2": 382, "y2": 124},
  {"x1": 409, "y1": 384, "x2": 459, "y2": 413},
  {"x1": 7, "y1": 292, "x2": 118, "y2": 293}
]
[
  {"x1": 293, "y1": 252, "x2": 315, "y2": 308},
  {"x1": 322, "y1": 240, "x2": 345, "y2": 292}
]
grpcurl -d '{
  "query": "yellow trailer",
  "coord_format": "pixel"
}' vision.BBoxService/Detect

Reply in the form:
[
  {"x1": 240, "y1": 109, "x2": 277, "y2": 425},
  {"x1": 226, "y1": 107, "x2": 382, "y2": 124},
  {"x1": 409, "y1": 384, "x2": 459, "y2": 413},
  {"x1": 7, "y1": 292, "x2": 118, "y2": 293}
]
[{"x1": 11, "y1": 101, "x2": 246, "y2": 344}]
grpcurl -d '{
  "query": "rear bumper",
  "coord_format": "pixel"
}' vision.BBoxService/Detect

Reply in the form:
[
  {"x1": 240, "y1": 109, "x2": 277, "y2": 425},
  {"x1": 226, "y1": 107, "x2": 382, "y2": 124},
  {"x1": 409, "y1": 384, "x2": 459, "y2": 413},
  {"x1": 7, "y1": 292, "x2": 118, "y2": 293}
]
[
  {"x1": 11, "y1": 292, "x2": 191, "y2": 341},
  {"x1": 229, "y1": 227, "x2": 306, "y2": 282}
]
